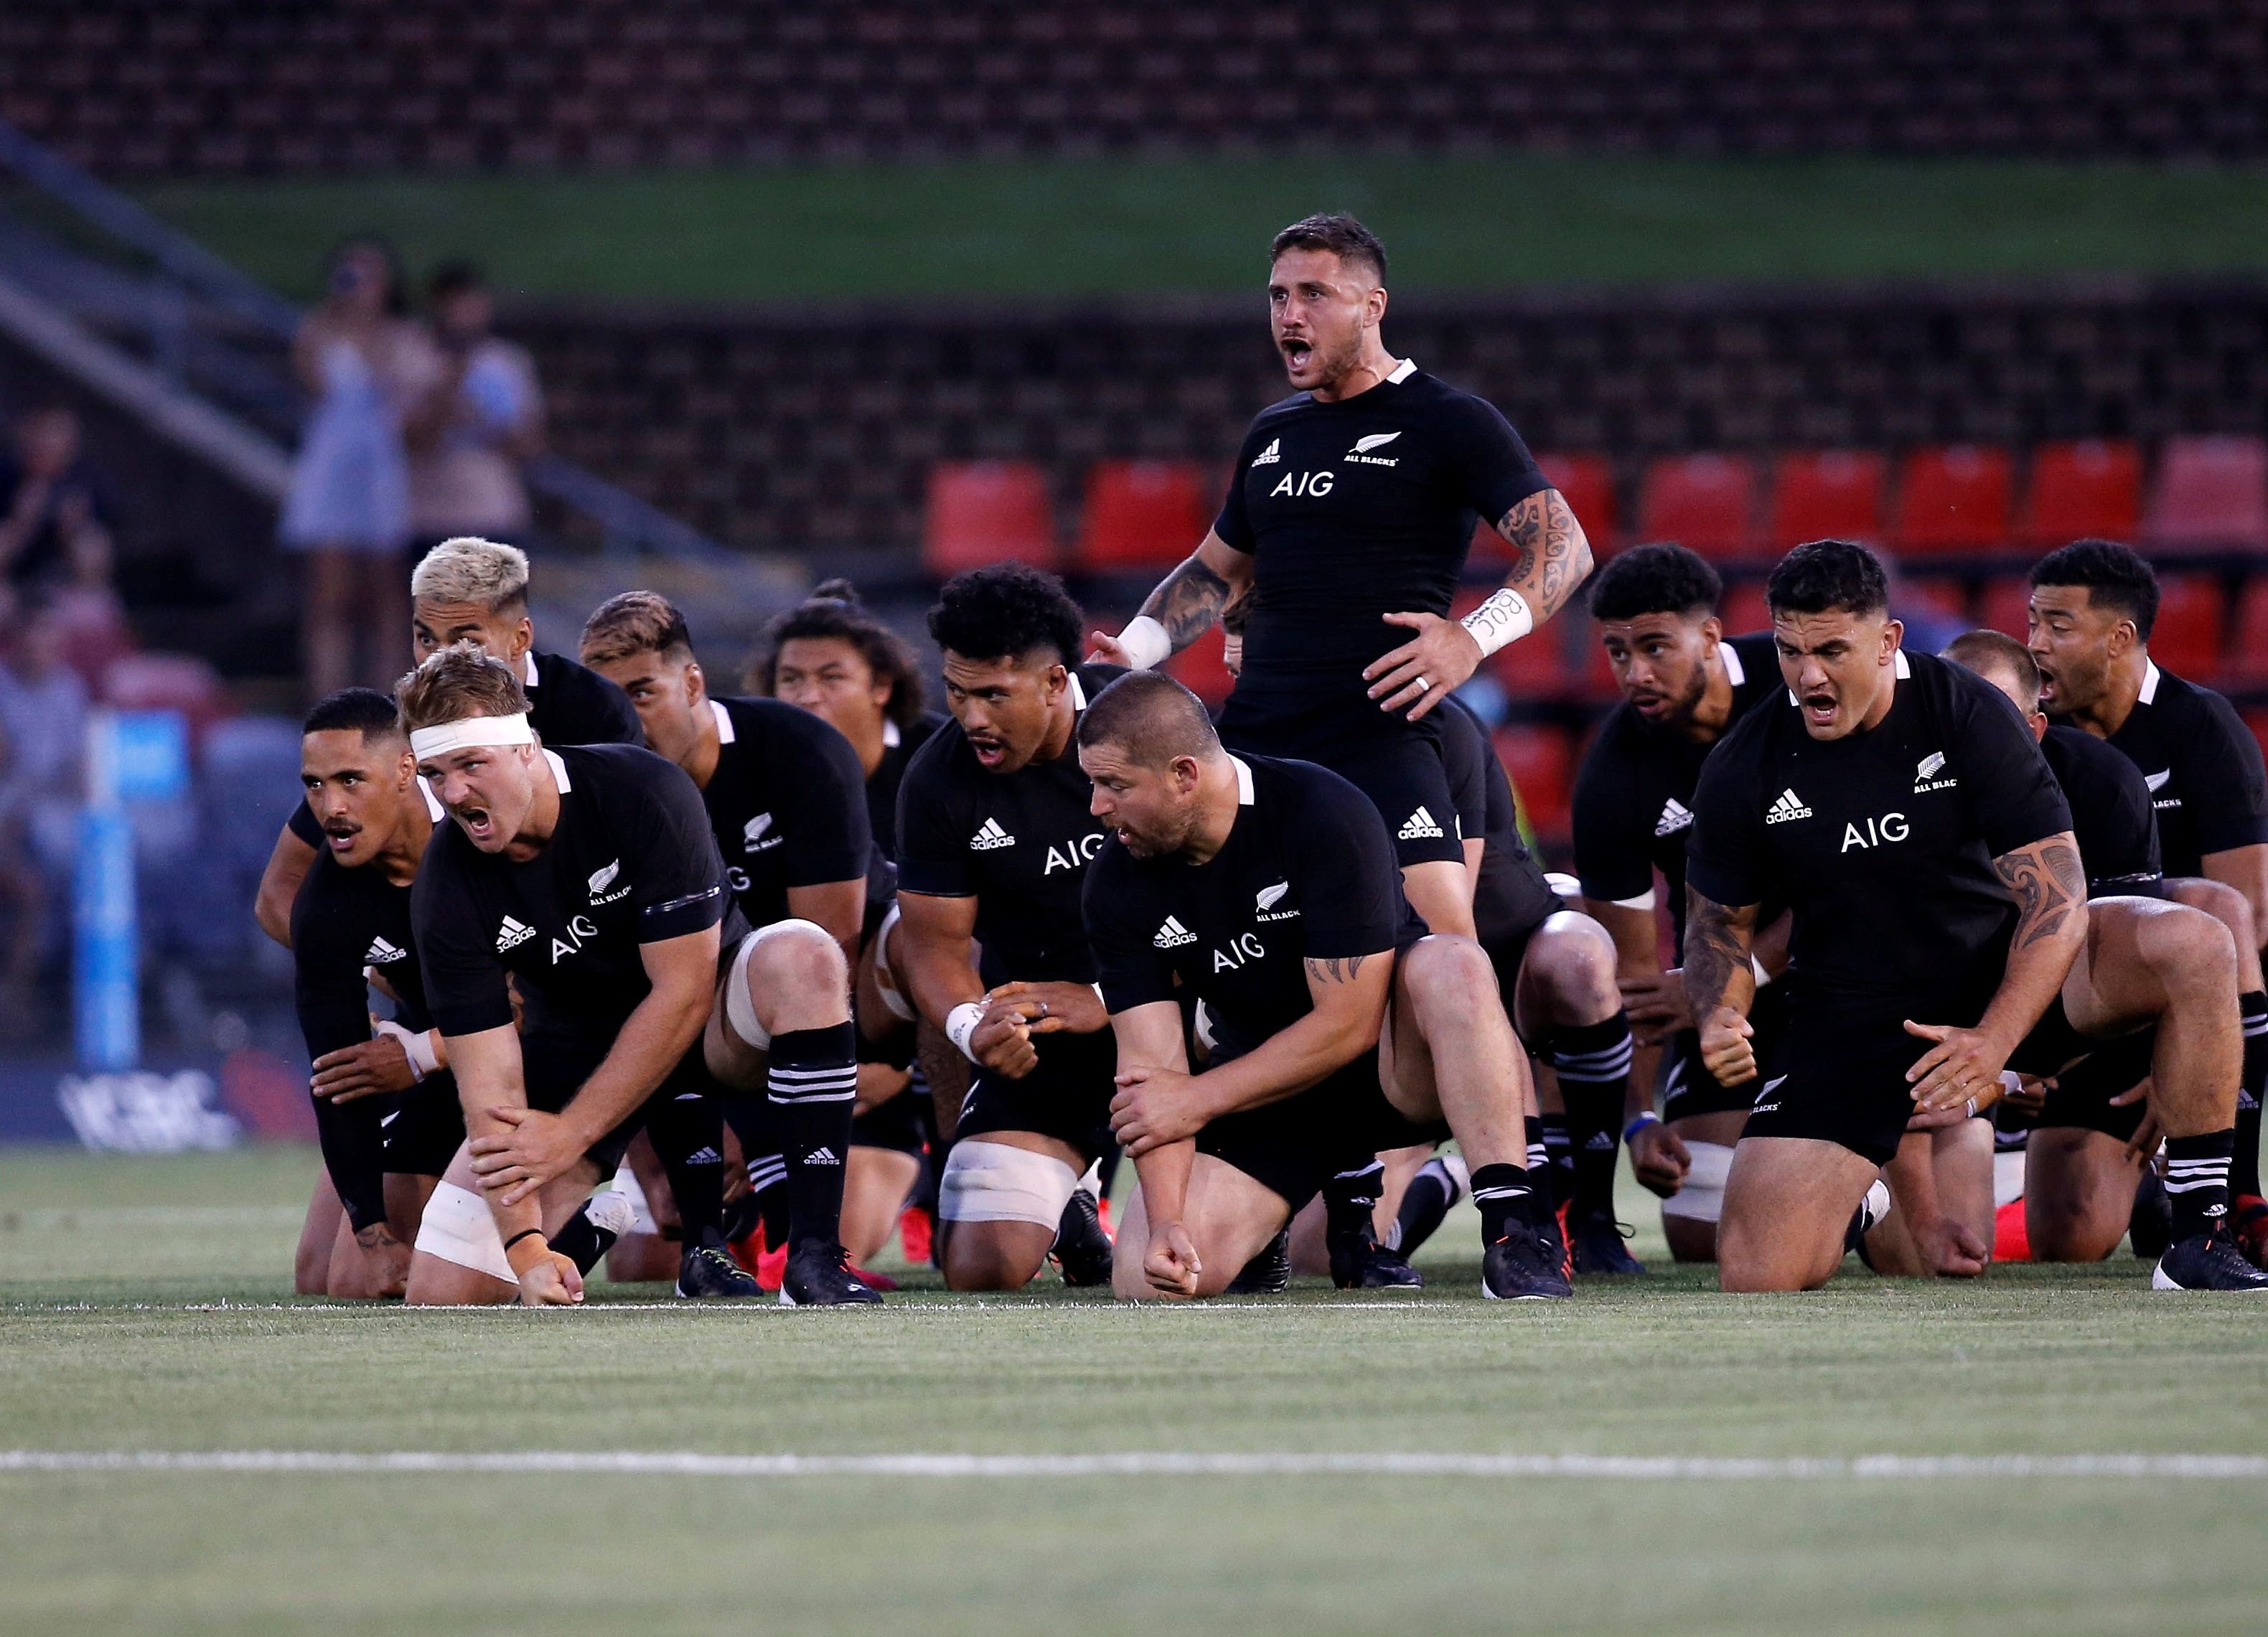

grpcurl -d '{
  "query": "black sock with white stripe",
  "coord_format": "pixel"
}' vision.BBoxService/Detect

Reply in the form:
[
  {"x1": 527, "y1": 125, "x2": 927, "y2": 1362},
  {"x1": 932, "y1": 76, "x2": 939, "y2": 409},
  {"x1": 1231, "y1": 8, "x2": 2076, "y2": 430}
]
[
  {"x1": 769, "y1": 1023, "x2": 858, "y2": 1253},
  {"x1": 2163, "y1": 1130, "x2": 2235, "y2": 1242},
  {"x1": 643, "y1": 1087, "x2": 726, "y2": 1247},
  {"x1": 1540, "y1": 1112, "x2": 1573, "y2": 1216},
  {"x1": 1390, "y1": 1156, "x2": 1465, "y2": 1254},
  {"x1": 1468, "y1": 1163, "x2": 1535, "y2": 1244},
  {"x1": 1524, "y1": 1115, "x2": 1555, "y2": 1218},
  {"x1": 1323, "y1": 1160, "x2": 1385, "y2": 1246},
  {"x1": 1551, "y1": 1013, "x2": 1634, "y2": 1222},
  {"x1": 2236, "y1": 991, "x2": 2267, "y2": 1201}
]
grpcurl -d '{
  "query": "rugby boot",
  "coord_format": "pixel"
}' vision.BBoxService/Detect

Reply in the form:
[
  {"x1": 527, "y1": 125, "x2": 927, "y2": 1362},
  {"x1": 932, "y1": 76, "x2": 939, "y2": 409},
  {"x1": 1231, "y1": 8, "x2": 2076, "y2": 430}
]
[
  {"x1": 779, "y1": 1239, "x2": 885, "y2": 1306},
  {"x1": 1328, "y1": 1219, "x2": 1423, "y2": 1290},
  {"x1": 1050, "y1": 1188, "x2": 1115, "y2": 1287},
  {"x1": 2231, "y1": 1194, "x2": 2268, "y2": 1270},
  {"x1": 846, "y1": 1261, "x2": 899, "y2": 1293},
  {"x1": 2152, "y1": 1224, "x2": 2268, "y2": 1292},
  {"x1": 1540, "y1": 1202, "x2": 1570, "y2": 1282},
  {"x1": 898, "y1": 1204, "x2": 934, "y2": 1267},
  {"x1": 1569, "y1": 1209, "x2": 1647, "y2": 1275},
  {"x1": 676, "y1": 1240, "x2": 763, "y2": 1299},
  {"x1": 1481, "y1": 1223, "x2": 1574, "y2": 1300},
  {"x1": 1224, "y1": 1228, "x2": 1292, "y2": 1295},
  {"x1": 2128, "y1": 1170, "x2": 2173, "y2": 1260}
]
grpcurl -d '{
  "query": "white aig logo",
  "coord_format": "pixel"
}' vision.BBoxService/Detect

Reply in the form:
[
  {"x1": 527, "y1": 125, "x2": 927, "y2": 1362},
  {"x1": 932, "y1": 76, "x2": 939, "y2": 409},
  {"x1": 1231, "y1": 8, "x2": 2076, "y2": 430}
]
[
  {"x1": 1043, "y1": 832, "x2": 1107, "y2": 875},
  {"x1": 1842, "y1": 812, "x2": 1909, "y2": 852}
]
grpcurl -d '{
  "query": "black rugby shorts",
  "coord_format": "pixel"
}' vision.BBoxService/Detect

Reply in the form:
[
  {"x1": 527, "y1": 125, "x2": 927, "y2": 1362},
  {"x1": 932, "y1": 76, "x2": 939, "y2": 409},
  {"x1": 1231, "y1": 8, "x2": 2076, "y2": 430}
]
[
  {"x1": 380, "y1": 1076, "x2": 467, "y2": 1177},
  {"x1": 1198, "y1": 1049, "x2": 1448, "y2": 1213},
  {"x1": 851, "y1": 1087, "x2": 931, "y2": 1158},
  {"x1": 1219, "y1": 705, "x2": 1465, "y2": 870},
  {"x1": 1660, "y1": 984, "x2": 1790, "y2": 1125},
  {"x1": 955, "y1": 1028, "x2": 1118, "y2": 1165}
]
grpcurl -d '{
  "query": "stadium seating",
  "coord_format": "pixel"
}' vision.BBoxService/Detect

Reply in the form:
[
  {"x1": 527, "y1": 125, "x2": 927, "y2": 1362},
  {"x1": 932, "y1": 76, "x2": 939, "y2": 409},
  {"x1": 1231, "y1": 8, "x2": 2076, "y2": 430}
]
[
  {"x1": 1491, "y1": 725, "x2": 1573, "y2": 838},
  {"x1": 2142, "y1": 436, "x2": 2268, "y2": 552},
  {"x1": 2147, "y1": 572, "x2": 2227, "y2": 678},
  {"x1": 2017, "y1": 439, "x2": 2141, "y2": 545},
  {"x1": 2232, "y1": 578, "x2": 2268, "y2": 680},
  {"x1": 1979, "y1": 575, "x2": 2034, "y2": 642},
  {"x1": 1889, "y1": 445, "x2": 2012, "y2": 557},
  {"x1": 922, "y1": 461, "x2": 1056, "y2": 576},
  {"x1": 1766, "y1": 450, "x2": 1886, "y2": 549},
  {"x1": 1722, "y1": 581, "x2": 1771, "y2": 637},
  {"x1": 1636, "y1": 454, "x2": 1757, "y2": 561},
  {"x1": 1534, "y1": 451, "x2": 1617, "y2": 548},
  {"x1": 1072, "y1": 459, "x2": 1214, "y2": 573}
]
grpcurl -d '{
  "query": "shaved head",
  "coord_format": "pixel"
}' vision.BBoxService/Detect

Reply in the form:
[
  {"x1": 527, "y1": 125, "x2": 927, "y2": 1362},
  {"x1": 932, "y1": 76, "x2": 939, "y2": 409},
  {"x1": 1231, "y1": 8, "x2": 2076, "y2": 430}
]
[{"x1": 1075, "y1": 671, "x2": 1221, "y2": 770}]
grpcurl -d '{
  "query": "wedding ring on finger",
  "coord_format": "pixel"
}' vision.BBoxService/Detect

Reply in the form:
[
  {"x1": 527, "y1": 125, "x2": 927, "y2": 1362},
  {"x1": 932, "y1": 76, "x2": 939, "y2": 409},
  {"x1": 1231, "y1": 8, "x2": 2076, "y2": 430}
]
[{"x1": 1414, "y1": 675, "x2": 1430, "y2": 693}]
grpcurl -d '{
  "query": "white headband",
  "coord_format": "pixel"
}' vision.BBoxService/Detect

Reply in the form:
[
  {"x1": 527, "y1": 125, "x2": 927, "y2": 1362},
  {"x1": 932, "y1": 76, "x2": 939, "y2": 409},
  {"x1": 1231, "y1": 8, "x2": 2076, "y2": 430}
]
[{"x1": 409, "y1": 713, "x2": 535, "y2": 760}]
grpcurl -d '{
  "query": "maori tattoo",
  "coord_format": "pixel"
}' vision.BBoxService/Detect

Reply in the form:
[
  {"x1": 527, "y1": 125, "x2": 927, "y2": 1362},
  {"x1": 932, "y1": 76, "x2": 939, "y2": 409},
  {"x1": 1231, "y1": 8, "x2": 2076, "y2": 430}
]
[
  {"x1": 1682, "y1": 887, "x2": 1760, "y2": 1020},
  {"x1": 1304, "y1": 954, "x2": 1367, "y2": 986},
  {"x1": 1138, "y1": 552, "x2": 1232, "y2": 653},
  {"x1": 1496, "y1": 489, "x2": 1592, "y2": 622},
  {"x1": 1993, "y1": 835, "x2": 2086, "y2": 951}
]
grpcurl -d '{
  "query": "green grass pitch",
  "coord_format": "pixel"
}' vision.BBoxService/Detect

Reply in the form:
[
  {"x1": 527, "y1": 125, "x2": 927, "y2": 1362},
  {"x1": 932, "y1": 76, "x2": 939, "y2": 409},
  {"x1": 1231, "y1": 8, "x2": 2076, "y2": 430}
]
[{"x1": 3, "y1": 1143, "x2": 2266, "y2": 1636}]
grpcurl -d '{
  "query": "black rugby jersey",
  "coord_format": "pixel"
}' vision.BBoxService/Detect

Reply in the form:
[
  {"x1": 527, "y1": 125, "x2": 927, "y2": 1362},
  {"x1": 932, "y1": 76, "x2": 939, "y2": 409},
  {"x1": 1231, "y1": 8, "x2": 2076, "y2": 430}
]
[
  {"x1": 1435, "y1": 695, "x2": 1564, "y2": 949},
  {"x1": 289, "y1": 650, "x2": 641, "y2": 845},
  {"x1": 699, "y1": 695, "x2": 870, "y2": 929},
  {"x1": 867, "y1": 711, "x2": 947, "y2": 861},
  {"x1": 896, "y1": 665, "x2": 1124, "y2": 987},
  {"x1": 1572, "y1": 633, "x2": 1779, "y2": 944},
  {"x1": 1687, "y1": 649, "x2": 2073, "y2": 1021},
  {"x1": 1086, "y1": 754, "x2": 1423, "y2": 1058},
  {"x1": 413, "y1": 744, "x2": 733, "y2": 1043},
  {"x1": 1213, "y1": 362, "x2": 1550, "y2": 722},
  {"x1": 2080, "y1": 660, "x2": 2268, "y2": 881},
  {"x1": 2040, "y1": 724, "x2": 2161, "y2": 896}
]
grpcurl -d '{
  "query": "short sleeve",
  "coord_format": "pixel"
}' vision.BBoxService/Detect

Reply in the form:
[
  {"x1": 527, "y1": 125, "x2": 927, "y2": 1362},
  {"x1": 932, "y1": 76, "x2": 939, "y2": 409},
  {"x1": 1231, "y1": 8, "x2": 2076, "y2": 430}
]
[
  {"x1": 1684, "y1": 733, "x2": 1769, "y2": 910},
  {"x1": 1451, "y1": 396, "x2": 1551, "y2": 532},
  {"x1": 776, "y1": 712, "x2": 873, "y2": 888},
  {"x1": 411, "y1": 843, "x2": 515, "y2": 1038},
  {"x1": 1212, "y1": 426, "x2": 1265, "y2": 553},
  {"x1": 1571, "y1": 724, "x2": 1654, "y2": 904},
  {"x1": 1954, "y1": 680, "x2": 2073, "y2": 858},
  {"x1": 1083, "y1": 851, "x2": 1175, "y2": 1015},
  {"x1": 287, "y1": 797, "x2": 323, "y2": 847},
  {"x1": 2185, "y1": 691, "x2": 2268, "y2": 855},
  {"x1": 626, "y1": 761, "x2": 730, "y2": 942},
  {"x1": 895, "y1": 741, "x2": 975, "y2": 898},
  {"x1": 1288, "y1": 777, "x2": 1406, "y2": 960},
  {"x1": 290, "y1": 873, "x2": 375, "y2": 1061}
]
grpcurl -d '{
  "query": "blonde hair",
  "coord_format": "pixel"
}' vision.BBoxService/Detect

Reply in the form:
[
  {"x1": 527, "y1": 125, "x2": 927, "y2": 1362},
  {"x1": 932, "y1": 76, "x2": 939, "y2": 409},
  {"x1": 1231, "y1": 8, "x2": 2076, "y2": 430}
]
[
  {"x1": 410, "y1": 536, "x2": 530, "y2": 614},
  {"x1": 395, "y1": 641, "x2": 530, "y2": 733}
]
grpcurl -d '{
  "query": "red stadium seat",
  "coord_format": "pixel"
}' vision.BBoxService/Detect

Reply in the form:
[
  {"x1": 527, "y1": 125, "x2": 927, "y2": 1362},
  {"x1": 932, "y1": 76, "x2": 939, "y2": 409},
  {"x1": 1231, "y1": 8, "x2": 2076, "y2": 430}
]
[
  {"x1": 1979, "y1": 574, "x2": 2034, "y2": 640},
  {"x1": 2142, "y1": 436, "x2": 2268, "y2": 552},
  {"x1": 1722, "y1": 580, "x2": 1771, "y2": 637},
  {"x1": 922, "y1": 461, "x2": 1056, "y2": 576},
  {"x1": 1163, "y1": 627, "x2": 1233, "y2": 707},
  {"x1": 2147, "y1": 573, "x2": 2226, "y2": 679},
  {"x1": 1765, "y1": 449, "x2": 1887, "y2": 548},
  {"x1": 1492, "y1": 725, "x2": 1573, "y2": 838},
  {"x1": 1536, "y1": 451, "x2": 1617, "y2": 547},
  {"x1": 1072, "y1": 460, "x2": 1214, "y2": 572},
  {"x1": 2231, "y1": 578, "x2": 2268, "y2": 680},
  {"x1": 2017, "y1": 439, "x2": 2140, "y2": 546},
  {"x1": 1889, "y1": 444, "x2": 2012, "y2": 556},
  {"x1": 1636, "y1": 453, "x2": 1758, "y2": 560},
  {"x1": 1903, "y1": 575, "x2": 1968, "y2": 619}
]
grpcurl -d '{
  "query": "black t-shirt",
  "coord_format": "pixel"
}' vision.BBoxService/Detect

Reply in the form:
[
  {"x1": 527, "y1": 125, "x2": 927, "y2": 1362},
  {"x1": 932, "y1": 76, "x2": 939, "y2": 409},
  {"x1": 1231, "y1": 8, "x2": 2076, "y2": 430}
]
[
  {"x1": 1085, "y1": 754, "x2": 1423, "y2": 1059},
  {"x1": 868, "y1": 712, "x2": 947, "y2": 862},
  {"x1": 1572, "y1": 632, "x2": 1780, "y2": 946},
  {"x1": 291, "y1": 830, "x2": 440, "y2": 1063},
  {"x1": 2080, "y1": 661, "x2": 2268, "y2": 881},
  {"x1": 1435, "y1": 694, "x2": 1564, "y2": 949},
  {"x1": 896, "y1": 665, "x2": 1124, "y2": 987},
  {"x1": 1687, "y1": 649, "x2": 2074, "y2": 1021},
  {"x1": 2040, "y1": 723, "x2": 2161, "y2": 896},
  {"x1": 1212, "y1": 363, "x2": 1550, "y2": 721},
  {"x1": 413, "y1": 744, "x2": 732, "y2": 1043},
  {"x1": 289, "y1": 649, "x2": 642, "y2": 845},
  {"x1": 700, "y1": 695, "x2": 870, "y2": 929}
]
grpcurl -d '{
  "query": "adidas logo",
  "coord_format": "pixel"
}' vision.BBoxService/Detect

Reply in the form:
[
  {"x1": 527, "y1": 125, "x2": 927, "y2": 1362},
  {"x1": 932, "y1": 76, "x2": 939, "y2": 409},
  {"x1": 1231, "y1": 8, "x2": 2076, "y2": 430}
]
[
  {"x1": 685, "y1": 1147, "x2": 721, "y2": 1165},
  {"x1": 1654, "y1": 799, "x2": 1694, "y2": 838},
  {"x1": 1154, "y1": 915, "x2": 1196, "y2": 949},
  {"x1": 1913, "y1": 750, "x2": 1957, "y2": 793},
  {"x1": 362, "y1": 936, "x2": 408, "y2": 964},
  {"x1": 970, "y1": 817, "x2": 1015, "y2": 850},
  {"x1": 807, "y1": 1146, "x2": 841, "y2": 1165},
  {"x1": 1584, "y1": 1132, "x2": 1617, "y2": 1150},
  {"x1": 495, "y1": 916, "x2": 536, "y2": 951},
  {"x1": 1398, "y1": 805, "x2": 1445, "y2": 840},
  {"x1": 1250, "y1": 437, "x2": 1281, "y2": 466},
  {"x1": 1764, "y1": 789, "x2": 1812, "y2": 825},
  {"x1": 1345, "y1": 430, "x2": 1402, "y2": 466}
]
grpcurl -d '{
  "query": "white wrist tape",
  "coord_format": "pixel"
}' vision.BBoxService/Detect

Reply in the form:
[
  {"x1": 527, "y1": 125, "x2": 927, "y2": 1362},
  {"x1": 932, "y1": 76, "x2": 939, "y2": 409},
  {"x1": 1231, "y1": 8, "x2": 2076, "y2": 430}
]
[
  {"x1": 1116, "y1": 616, "x2": 1171, "y2": 671},
  {"x1": 408, "y1": 713, "x2": 534, "y2": 761},
  {"x1": 372, "y1": 1020, "x2": 439, "y2": 1081},
  {"x1": 945, "y1": 1001, "x2": 986, "y2": 1064},
  {"x1": 1459, "y1": 588, "x2": 1534, "y2": 660},
  {"x1": 1751, "y1": 955, "x2": 1776, "y2": 988}
]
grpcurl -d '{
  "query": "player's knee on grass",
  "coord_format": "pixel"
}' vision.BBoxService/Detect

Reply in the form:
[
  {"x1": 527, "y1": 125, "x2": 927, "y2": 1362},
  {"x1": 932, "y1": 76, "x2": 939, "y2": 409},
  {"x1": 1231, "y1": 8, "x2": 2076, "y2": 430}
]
[
  {"x1": 938, "y1": 1139, "x2": 1078, "y2": 1290},
  {"x1": 404, "y1": 1181, "x2": 523, "y2": 1305},
  {"x1": 1718, "y1": 1138, "x2": 1875, "y2": 1293},
  {"x1": 1661, "y1": 1139, "x2": 1733, "y2": 1262},
  {"x1": 2024, "y1": 1128, "x2": 2140, "y2": 1263}
]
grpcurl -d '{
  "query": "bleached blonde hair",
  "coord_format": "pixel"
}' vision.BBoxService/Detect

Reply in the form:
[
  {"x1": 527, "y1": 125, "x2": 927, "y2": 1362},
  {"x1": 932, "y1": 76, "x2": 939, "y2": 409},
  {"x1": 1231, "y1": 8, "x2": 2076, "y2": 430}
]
[{"x1": 409, "y1": 536, "x2": 530, "y2": 613}]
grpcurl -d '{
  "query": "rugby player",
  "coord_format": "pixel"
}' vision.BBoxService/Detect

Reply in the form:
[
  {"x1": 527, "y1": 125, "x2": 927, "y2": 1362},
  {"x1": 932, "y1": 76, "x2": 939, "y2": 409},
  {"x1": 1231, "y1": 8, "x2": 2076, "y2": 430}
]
[
  {"x1": 1078, "y1": 671, "x2": 1569, "y2": 1300},
  {"x1": 894, "y1": 566, "x2": 1120, "y2": 1290},
  {"x1": 1568, "y1": 545, "x2": 1784, "y2": 1261},
  {"x1": 2029, "y1": 540, "x2": 2268, "y2": 1266},
  {"x1": 579, "y1": 591, "x2": 878, "y2": 1287},
  {"x1": 1942, "y1": 630, "x2": 2168, "y2": 1262},
  {"x1": 1684, "y1": 540, "x2": 2267, "y2": 1293},
  {"x1": 255, "y1": 535, "x2": 639, "y2": 947}
]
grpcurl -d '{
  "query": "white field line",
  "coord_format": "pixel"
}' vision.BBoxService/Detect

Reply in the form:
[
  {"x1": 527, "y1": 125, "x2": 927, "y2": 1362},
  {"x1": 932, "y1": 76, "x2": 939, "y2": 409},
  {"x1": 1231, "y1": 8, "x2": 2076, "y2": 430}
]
[{"x1": 2, "y1": 1450, "x2": 2264, "y2": 1481}]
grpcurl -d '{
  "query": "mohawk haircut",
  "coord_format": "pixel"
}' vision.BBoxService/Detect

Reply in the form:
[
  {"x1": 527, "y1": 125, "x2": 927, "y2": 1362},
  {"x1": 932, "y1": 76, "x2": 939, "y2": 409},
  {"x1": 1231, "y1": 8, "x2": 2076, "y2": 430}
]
[
  {"x1": 1766, "y1": 539, "x2": 1889, "y2": 620},
  {"x1": 2029, "y1": 538, "x2": 2160, "y2": 640},
  {"x1": 301, "y1": 687, "x2": 403, "y2": 741},
  {"x1": 1271, "y1": 213, "x2": 1387, "y2": 284},
  {"x1": 581, "y1": 590, "x2": 695, "y2": 669},
  {"x1": 410, "y1": 536, "x2": 530, "y2": 614},
  {"x1": 928, "y1": 563, "x2": 1085, "y2": 670},
  {"x1": 395, "y1": 641, "x2": 530, "y2": 734},
  {"x1": 1076, "y1": 671, "x2": 1221, "y2": 770},
  {"x1": 1941, "y1": 629, "x2": 2041, "y2": 705},
  {"x1": 1588, "y1": 543, "x2": 1723, "y2": 623},
  {"x1": 746, "y1": 577, "x2": 927, "y2": 728}
]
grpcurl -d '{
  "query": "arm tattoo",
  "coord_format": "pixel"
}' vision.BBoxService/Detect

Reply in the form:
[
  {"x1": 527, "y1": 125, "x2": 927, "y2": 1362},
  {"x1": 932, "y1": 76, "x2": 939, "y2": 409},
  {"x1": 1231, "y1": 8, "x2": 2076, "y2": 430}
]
[
  {"x1": 1682, "y1": 888, "x2": 1759, "y2": 1018},
  {"x1": 1995, "y1": 837, "x2": 2084, "y2": 951},
  {"x1": 1138, "y1": 552, "x2": 1232, "y2": 652},
  {"x1": 1497, "y1": 489, "x2": 1593, "y2": 622},
  {"x1": 1303, "y1": 955, "x2": 1365, "y2": 986}
]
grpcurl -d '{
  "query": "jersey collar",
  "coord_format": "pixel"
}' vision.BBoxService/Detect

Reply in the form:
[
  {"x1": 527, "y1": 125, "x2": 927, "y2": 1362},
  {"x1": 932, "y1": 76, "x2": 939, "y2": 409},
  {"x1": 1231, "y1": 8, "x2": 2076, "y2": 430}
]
[
  {"x1": 1718, "y1": 640, "x2": 1745, "y2": 687},
  {"x1": 710, "y1": 698, "x2": 736, "y2": 744},
  {"x1": 521, "y1": 651, "x2": 540, "y2": 688},
  {"x1": 1385, "y1": 357, "x2": 1416, "y2": 384},
  {"x1": 416, "y1": 775, "x2": 444, "y2": 822},
  {"x1": 1069, "y1": 671, "x2": 1089, "y2": 710},
  {"x1": 544, "y1": 748, "x2": 571, "y2": 791},
  {"x1": 2140, "y1": 659, "x2": 2162, "y2": 704},
  {"x1": 1229, "y1": 755, "x2": 1255, "y2": 805},
  {"x1": 883, "y1": 718, "x2": 901, "y2": 749}
]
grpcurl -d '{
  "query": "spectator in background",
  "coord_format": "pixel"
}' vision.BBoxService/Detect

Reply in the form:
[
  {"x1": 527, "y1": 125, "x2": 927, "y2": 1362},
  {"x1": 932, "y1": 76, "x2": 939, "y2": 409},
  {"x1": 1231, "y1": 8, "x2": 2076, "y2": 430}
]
[
  {"x1": 406, "y1": 261, "x2": 542, "y2": 552},
  {"x1": 0, "y1": 404, "x2": 113, "y2": 596},
  {"x1": 279, "y1": 238, "x2": 436, "y2": 698},
  {"x1": 0, "y1": 602, "x2": 88, "y2": 899}
]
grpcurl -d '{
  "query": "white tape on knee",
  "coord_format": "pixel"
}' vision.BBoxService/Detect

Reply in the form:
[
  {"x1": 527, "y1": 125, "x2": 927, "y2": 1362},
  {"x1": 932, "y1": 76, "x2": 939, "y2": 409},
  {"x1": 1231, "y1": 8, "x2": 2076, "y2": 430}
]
[
  {"x1": 727, "y1": 918, "x2": 837, "y2": 1052},
  {"x1": 412, "y1": 1180, "x2": 517, "y2": 1285},
  {"x1": 938, "y1": 1139, "x2": 1080, "y2": 1227},
  {"x1": 871, "y1": 904, "x2": 917, "y2": 1024},
  {"x1": 1661, "y1": 1140, "x2": 1734, "y2": 1224}
]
